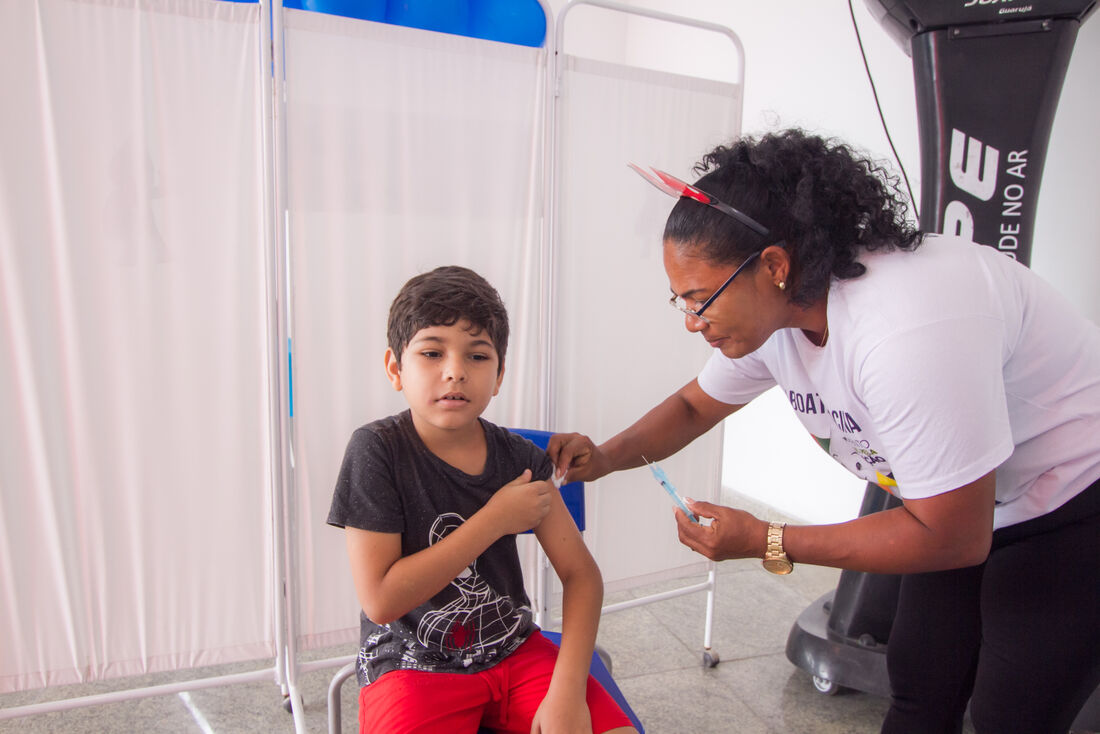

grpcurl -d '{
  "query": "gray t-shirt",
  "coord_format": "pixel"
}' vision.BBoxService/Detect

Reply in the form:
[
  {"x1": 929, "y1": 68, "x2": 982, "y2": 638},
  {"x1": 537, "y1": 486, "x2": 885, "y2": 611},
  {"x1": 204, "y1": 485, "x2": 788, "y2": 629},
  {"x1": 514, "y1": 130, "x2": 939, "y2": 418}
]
[{"x1": 327, "y1": 410, "x2": 553, "y2": 685}]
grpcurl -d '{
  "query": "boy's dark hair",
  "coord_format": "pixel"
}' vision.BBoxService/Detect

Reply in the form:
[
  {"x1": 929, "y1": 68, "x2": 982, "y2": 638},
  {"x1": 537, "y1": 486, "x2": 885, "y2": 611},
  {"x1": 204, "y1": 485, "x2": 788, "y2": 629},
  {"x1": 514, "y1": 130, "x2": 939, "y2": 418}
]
[{"x1": 387, "y1": 266, "x2": 509, "y2": 374}]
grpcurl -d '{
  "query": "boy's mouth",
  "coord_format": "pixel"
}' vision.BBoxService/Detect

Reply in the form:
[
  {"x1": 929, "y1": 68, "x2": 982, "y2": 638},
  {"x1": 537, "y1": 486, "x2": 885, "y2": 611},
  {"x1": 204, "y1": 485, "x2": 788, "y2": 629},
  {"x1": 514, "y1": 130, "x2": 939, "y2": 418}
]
[{"x1": 438, "y1": 392, "x2": 468, "y2": 403}]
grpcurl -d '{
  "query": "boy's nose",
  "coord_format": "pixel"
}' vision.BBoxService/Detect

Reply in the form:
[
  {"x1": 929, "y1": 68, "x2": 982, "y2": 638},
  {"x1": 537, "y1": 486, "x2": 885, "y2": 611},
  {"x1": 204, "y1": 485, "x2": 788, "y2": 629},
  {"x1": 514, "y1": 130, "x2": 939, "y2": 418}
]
[{"x1": 443, "y1": 358, "x2": 466, "y2": 381}]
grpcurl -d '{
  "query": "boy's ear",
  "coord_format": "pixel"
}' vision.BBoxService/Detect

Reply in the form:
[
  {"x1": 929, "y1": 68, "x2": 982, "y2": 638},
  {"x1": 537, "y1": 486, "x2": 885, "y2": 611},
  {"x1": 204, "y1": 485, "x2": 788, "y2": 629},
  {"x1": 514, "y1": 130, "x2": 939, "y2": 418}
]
[
  {"x1": 492, "y1": 359, "x2": 505, "y2": 397},
  {"x1": 384, "y1": 347, "x2": 403, "y2": 391}
]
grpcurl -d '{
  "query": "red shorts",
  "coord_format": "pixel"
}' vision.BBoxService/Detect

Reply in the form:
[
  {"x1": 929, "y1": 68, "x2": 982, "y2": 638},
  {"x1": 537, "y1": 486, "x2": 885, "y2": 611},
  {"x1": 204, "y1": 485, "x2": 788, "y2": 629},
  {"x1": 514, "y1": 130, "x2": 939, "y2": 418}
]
[{"x1": 358, "y1": 632, "x2": 633, "y2": 733}]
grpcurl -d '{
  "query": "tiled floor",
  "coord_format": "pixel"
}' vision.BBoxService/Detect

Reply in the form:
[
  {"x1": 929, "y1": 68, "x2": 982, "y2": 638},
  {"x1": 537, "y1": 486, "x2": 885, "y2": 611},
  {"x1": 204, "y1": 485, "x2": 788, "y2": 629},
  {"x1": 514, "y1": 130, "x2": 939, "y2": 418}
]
[
  {"x1": 2, "y1": 521, "x2": 1097, "y2": 733},
  {"x1": 594, "y1": 561, "x2": 918, "y2": 734},
  {"x1": 0, "y1": 561, "x2": 935, "y2": 734}
]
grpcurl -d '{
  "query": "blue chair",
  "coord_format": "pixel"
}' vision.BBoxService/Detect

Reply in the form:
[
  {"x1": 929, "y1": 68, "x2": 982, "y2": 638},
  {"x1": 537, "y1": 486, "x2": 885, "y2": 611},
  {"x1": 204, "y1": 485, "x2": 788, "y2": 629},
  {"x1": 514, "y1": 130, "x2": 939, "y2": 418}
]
[
  {"x1": 508, "y1": 428, "x2": 585, "y2": 532},
  {"x1": 508, "y1": 427, "x2": 584, "y2": 627},
  {"x1": 507, "y1": 428, "x2": 643, "y2": 733}
]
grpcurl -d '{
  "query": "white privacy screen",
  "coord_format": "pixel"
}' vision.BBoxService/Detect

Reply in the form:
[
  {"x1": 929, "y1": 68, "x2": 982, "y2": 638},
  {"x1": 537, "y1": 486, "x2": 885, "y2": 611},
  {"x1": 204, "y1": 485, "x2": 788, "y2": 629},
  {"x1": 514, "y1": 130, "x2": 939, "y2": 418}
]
[
  {"x1": 553, "y1": 56, "x2": 742, "y2": 588},
  {"x1": 0, "y1": 0, "x2": 272, "y2": 691},
  {"x1": 0, "y1": 0, "x2": 742, "y2": 692},
  {"x1": 281, "y1": 9, "x2": 549, "y2": 647}
]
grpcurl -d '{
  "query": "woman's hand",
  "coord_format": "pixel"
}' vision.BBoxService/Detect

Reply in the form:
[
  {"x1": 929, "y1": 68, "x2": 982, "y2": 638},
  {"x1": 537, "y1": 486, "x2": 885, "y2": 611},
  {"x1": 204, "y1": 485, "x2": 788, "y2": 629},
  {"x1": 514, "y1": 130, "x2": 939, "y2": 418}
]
[
  {"x1": 530, "y1": 689, "x2": 593, "y2": 734},
  {"x1": 546, "y1": 433, "x2": 612, "y2": 484},
  {"x1": 675, "y1": 499, "x2": 769, "y2": 562}
]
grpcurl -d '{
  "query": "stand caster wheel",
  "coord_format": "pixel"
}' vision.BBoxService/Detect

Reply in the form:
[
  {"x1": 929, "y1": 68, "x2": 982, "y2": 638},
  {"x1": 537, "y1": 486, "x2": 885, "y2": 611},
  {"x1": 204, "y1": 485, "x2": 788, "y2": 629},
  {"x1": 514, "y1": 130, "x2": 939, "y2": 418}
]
[
  {"x1": 283, "y1": 695, "x2": 294, "y2": 713},
  {"x1": 812, "y1": 675, "x2": 841, "y2": 695},
  {"x1": 703, "y1": 651, "x2": 720, "y2": 668}
]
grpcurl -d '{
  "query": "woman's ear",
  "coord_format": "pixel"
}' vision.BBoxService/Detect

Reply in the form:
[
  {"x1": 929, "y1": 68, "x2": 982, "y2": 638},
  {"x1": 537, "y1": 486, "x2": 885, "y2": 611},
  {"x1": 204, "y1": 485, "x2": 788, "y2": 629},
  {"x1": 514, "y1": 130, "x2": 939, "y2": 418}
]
[
  {"x1": 384, "y1": 347, "x2": 403, "y2": 391},
  {"x1": 759, "y1": 244, "x2": 791, "y2": 290}
]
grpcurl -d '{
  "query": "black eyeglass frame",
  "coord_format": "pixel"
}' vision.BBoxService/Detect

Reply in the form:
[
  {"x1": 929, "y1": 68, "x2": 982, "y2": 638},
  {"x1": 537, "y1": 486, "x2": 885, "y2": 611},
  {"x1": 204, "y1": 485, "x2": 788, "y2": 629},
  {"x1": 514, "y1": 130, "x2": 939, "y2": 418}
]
[{"x1": 669, "y1": 249, "x2": 763, "y2": 322}]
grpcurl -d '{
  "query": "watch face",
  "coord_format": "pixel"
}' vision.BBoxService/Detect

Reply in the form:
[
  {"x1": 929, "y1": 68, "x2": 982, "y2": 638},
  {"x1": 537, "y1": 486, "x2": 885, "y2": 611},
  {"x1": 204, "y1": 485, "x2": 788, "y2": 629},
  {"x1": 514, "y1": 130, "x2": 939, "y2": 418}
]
[{"x1": 763, "y1": 557, "x2": 793, "y2": 575}]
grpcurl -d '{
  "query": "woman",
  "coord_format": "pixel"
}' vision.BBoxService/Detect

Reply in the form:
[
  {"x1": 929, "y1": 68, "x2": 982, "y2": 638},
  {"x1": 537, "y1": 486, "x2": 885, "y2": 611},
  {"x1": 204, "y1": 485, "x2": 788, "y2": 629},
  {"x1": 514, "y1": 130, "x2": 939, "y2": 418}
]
[{"x1": 548, "y1": 129, "x2": 1100, "y2": 734}]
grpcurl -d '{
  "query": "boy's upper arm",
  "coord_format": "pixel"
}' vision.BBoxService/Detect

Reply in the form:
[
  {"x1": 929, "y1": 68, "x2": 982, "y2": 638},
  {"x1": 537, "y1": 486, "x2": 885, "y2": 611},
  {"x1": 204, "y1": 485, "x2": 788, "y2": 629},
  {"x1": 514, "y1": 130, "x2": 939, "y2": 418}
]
[
  {"x1": 345, "y1": 526, "x2": 402, "y2": 607},
  {"x1": 533, "y1": 486, "x2": 597, "y2": 582}
]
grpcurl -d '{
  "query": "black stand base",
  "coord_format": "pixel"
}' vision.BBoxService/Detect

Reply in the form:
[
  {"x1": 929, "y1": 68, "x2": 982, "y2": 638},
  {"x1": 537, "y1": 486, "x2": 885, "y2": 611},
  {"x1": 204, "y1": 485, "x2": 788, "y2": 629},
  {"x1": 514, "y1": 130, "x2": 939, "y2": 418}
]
[
  {"x1": 786, "y1": 587, "x2": 1100, "y2": 731},
  {"x1": 784, "y1": 589, "x2": 889, "y2": 698}
]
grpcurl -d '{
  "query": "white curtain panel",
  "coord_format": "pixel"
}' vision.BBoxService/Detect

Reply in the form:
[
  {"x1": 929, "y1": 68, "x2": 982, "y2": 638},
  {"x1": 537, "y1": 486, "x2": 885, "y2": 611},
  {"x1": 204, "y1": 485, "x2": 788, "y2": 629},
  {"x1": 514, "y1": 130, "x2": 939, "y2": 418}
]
[
  {"x1": 0, "y1": 0, "x2": 272, "y2": 691},
  {"x1": 0, "y1": 0, "x2": 743, "y2": 689},
  {"x1": 554, "y1": 57, "x2": 742, "y2": 588},
  {"x1": 282, "y1": 10, "x2": 548, "y2": 647}
]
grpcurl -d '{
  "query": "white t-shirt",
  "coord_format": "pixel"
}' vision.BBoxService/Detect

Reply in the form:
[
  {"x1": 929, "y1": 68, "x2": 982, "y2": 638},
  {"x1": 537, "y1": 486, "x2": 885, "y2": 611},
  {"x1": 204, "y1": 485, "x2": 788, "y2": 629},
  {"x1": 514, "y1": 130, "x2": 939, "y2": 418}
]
[{"x1": 698, "y1": 234, "x2": 1100, "y2": 529}]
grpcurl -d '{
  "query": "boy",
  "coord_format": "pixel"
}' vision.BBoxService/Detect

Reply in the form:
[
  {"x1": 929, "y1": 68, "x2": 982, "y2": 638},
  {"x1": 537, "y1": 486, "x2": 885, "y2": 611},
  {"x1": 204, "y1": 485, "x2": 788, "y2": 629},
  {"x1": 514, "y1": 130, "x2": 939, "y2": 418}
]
[{"x1": 327, "y1": 266, "x2": 636, "y2": 734}]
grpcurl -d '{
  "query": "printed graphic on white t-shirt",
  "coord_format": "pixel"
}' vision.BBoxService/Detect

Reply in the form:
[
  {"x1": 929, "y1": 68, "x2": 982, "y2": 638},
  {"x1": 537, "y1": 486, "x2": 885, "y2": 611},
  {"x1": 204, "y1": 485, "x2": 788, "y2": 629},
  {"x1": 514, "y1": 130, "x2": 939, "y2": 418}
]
[{"x1": 785, "y1": 387, "x2": 899, "y2": 495}]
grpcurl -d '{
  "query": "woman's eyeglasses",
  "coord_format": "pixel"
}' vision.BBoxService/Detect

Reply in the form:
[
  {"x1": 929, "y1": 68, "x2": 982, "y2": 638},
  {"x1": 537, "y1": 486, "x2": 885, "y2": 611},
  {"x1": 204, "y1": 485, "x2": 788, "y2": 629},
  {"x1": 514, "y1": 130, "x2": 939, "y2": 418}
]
[
  {"x1": 630, "y1": 163, "x2": 775, "y2": 323},
  {"x1": 669, "y1": 250, "x2": 762, "y2": 322}
]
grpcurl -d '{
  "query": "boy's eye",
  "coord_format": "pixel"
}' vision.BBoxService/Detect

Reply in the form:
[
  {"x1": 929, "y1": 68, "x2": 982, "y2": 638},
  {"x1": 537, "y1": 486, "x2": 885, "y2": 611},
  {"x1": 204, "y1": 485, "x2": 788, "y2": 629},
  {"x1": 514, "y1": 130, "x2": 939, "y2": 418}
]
[
  {"x1": 420, "y1": 350, "x2": 442, "y2": 359},
  {"x1": 470, "y1": 353, "x2": 490, "y2": 361}
]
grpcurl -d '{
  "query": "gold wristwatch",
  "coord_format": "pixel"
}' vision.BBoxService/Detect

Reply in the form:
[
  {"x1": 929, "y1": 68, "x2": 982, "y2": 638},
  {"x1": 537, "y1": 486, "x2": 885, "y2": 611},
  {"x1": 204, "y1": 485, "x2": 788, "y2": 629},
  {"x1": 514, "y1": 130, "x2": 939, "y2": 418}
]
[{"x1": 762, "y1": 521, "x2": 793, "y2": 575}]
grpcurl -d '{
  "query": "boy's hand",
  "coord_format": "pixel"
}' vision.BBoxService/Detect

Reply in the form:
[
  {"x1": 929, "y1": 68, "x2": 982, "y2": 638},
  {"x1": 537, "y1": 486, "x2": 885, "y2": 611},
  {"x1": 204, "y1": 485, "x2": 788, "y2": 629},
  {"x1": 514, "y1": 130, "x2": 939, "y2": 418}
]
[
  {"x1": 484, "y1": 469, "x2": 554, "y2": 535},
  {"x1": 531, "y1": 689, "x2": 592, "y2": 734}
]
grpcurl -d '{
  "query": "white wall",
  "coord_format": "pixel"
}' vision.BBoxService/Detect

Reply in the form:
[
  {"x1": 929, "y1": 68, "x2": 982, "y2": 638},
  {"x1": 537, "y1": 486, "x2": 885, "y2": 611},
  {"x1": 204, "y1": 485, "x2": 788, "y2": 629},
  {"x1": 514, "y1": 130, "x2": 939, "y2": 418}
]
[{"x1": 548, "y1": 0, "x2": 1100, "y2": 523}]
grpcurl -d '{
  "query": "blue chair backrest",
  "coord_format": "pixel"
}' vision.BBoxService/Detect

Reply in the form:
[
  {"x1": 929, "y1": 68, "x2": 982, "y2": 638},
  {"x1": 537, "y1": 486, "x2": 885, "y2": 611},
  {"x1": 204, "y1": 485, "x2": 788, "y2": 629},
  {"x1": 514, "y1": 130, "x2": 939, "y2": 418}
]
[{"x1": 508, "y1": 428, "x2": 585, "y2": 532}]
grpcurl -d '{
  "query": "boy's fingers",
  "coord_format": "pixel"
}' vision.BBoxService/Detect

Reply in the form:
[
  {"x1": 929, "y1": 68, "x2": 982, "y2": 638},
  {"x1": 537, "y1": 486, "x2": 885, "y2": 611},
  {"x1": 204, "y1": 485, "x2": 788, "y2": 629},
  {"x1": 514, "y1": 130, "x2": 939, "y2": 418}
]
[
  {"x1": 506, "y1": 469, "x2": 532, "y2": 486},
  {"x1": 530, "y1": 481, "x2": 547, "y2": 495}
]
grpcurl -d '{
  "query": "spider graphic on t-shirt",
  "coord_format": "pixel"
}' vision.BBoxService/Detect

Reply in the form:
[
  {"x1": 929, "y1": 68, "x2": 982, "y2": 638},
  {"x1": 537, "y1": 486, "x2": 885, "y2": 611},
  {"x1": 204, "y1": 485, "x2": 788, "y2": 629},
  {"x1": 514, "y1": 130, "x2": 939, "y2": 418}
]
[{"x1": 416, "y1": 513, "x2": 526, "y2": 663}]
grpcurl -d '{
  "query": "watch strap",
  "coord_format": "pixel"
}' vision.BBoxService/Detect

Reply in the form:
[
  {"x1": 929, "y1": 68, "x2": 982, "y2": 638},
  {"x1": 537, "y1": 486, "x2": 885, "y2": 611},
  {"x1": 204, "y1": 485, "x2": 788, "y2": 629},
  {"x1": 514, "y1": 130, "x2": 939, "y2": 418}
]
[{"x1": 762, "y1": 521, "x2": 793, "y2": 574}]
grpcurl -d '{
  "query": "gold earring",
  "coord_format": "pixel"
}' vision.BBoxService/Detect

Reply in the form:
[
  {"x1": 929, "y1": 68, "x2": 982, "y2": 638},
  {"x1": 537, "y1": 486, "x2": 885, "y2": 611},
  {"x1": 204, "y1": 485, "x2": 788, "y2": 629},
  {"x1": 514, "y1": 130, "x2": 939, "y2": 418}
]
[{"x1": 777, "y1": 281, "x2": 786, "y2": 291}]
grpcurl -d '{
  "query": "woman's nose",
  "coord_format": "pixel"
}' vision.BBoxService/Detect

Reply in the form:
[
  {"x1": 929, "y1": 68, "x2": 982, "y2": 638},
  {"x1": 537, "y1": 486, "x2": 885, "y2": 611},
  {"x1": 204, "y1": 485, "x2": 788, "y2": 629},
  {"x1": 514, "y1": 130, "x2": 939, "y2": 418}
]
[{"x1": 684, "y1": 313, "x2": 708, "y2": 333}]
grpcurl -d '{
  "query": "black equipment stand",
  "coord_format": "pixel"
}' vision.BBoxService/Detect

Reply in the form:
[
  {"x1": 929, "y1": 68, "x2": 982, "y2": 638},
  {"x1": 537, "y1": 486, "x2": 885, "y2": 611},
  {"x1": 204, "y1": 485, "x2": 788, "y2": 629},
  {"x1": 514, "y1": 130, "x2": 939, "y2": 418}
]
[{"x1": 784, "y1": 1, "x2": 1099, "y2": 728}]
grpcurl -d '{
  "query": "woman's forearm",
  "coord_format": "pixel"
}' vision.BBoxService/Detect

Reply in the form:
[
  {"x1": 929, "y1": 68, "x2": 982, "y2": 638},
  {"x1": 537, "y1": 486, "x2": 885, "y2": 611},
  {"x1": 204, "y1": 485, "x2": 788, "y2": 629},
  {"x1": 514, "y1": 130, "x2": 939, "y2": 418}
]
[
  {"x1": 601, "y1": 378, "x2": 739, "y2": 471},
  {"x1": 679, "y1": 471, "x2": 996, "y2": 575},
  {"x1": 786, "y1": 506, "x2": 990, "y2": 574}
]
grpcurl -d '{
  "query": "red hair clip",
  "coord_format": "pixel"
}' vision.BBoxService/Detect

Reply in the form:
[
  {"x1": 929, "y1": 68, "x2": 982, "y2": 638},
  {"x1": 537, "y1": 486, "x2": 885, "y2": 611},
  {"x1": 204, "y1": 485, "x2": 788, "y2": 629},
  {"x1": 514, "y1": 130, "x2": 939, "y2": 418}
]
[{"x1": 628, "y1": 163, "x2": 771, "y2": 237}]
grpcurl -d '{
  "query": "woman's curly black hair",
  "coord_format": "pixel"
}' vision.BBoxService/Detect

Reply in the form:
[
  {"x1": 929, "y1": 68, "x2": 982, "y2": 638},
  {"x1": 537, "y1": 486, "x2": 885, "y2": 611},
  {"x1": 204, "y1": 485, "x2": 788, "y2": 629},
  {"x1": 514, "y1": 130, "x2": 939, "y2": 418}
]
[{"x1": 663, "y1": 129, "x2": 922, "y2": 307}]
